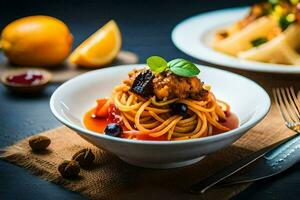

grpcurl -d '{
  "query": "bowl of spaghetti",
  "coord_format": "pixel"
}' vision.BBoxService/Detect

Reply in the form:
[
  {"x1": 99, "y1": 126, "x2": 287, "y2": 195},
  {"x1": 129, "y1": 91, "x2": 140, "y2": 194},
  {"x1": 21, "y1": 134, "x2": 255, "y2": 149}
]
[{"x1": 50, "y1": 56, "x2": 270, "y2": 168}]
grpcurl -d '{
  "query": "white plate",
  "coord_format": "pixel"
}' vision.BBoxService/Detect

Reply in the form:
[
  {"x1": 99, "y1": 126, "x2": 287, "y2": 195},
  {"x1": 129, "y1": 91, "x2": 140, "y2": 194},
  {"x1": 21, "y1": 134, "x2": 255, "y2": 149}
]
[
  {"x1": 172, "y1": 7, "x2": 300, "y2": 74},
  {"x1": 50, "y1": 64, "x2": 270, "y2": 168}
]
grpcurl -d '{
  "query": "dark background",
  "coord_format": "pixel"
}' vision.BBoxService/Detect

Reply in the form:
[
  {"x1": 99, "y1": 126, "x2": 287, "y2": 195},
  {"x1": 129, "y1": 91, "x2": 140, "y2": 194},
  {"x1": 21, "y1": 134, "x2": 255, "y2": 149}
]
[{"x1": 1, "y1": 0, "x2": 300, "y2": 199}]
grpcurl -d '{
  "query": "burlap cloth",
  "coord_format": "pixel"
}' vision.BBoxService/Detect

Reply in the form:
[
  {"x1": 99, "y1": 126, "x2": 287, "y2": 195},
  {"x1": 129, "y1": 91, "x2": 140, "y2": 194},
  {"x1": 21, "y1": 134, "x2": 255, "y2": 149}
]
[{"x1": 1, "y1": 68, "x2": 299, "y2": 200}]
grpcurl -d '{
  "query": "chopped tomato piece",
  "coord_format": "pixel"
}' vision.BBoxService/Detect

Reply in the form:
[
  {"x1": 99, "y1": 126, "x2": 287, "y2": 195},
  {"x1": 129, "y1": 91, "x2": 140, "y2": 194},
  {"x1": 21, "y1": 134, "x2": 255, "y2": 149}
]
[
  {"x1": 107, "y1": 104, "x2": 123, "y2": 124},
  {"x1": 94, "y1": 98, "x2": 110, "y2": 118}
]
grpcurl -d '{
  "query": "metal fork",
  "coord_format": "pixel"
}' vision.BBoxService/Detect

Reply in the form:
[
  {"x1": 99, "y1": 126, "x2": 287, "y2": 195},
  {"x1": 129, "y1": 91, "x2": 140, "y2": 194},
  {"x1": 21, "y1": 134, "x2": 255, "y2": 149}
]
[{"x1": 273, "y1": 87, "x2": 300, "y2": 133}]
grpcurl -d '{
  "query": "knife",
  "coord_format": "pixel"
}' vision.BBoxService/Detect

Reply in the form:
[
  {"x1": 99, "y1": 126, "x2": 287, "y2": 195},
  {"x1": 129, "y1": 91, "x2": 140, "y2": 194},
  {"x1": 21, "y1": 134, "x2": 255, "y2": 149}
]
[
  {"x1": 190, "y1": 134, "x2": 299, "y2": 194},
  {"x1": 217, "y1": 134, "x2": 300, "y2": 186}
]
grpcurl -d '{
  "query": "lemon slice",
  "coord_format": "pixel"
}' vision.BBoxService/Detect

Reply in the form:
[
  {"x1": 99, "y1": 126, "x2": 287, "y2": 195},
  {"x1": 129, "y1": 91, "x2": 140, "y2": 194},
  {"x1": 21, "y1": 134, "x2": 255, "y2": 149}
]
[{"x1": 69, "y1": 20, "x2": 121, "y2": 67}]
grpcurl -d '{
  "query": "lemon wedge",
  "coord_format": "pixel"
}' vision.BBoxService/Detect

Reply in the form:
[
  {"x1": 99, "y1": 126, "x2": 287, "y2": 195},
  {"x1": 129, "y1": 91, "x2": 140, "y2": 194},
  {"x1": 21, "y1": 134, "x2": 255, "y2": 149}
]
[{"x1": 69, "y1": 20, "x2": 121, "y2": 67}]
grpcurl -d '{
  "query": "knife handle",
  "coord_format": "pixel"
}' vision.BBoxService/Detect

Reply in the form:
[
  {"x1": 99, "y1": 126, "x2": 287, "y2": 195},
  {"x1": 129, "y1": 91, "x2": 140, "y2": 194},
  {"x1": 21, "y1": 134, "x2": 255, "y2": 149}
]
[
  {"x1": 190, "y1": 147, "x2": 268, "y2": 194},
  {"x1": 266, "y1": 135, "x2": 300, "y2": 170},
  {"x1": 189, "y1": 134, "x2": 298, "y2": 194},
  {"x1": 217, "y1": 134, "x2": 300, "y2": 186}
]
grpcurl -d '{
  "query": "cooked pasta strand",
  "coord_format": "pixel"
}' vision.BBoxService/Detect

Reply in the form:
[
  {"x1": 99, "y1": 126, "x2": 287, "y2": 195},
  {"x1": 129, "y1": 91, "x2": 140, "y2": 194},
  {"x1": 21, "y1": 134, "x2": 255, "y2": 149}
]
[{"x1": 109, "y1": 84, "x2": 235, "y2": 140}]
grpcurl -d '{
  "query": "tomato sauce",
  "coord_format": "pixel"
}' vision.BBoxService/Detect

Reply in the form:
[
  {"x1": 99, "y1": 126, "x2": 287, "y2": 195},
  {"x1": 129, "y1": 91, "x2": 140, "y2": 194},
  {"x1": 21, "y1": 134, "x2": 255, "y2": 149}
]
[
  {"x1": 83, "y1": 106, "x2": 239, "y2": 141},
  {"x1": 83, "y1": 104, "x2": 122, "y2": 133},
  {"x1": 83, "y1": 108, "x2": 108, "y2": 133},
  {"x1": 213, "y1": 113, "x2": 239, "y2": 134}
]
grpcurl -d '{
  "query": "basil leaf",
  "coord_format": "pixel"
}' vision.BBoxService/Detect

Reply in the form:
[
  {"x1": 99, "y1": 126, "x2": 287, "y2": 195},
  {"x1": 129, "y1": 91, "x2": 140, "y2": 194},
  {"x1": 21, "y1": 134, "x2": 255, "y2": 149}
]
[
  {"x1": 279, "y1": 14, "x2": 295, "y2": 30},
  {"x1": 251, "y1": 37, "x2": 268, "y2": 47},
  {"x1": 168, "y1": 58, "x2": 200, "y2": 77},
  {"x1": 268, "y1": 0, "x2": 279, "y2": 5},
  {"x1": 146, "y1": 56, "x2": 168, "y2": 73}
]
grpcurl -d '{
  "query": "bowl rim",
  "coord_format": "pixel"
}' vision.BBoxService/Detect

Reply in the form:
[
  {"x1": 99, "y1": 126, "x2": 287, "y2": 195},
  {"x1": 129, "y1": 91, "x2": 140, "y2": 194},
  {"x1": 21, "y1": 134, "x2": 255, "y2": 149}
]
[{"x1": 50, "y1": 64, "x2": 271, "y2": 145}]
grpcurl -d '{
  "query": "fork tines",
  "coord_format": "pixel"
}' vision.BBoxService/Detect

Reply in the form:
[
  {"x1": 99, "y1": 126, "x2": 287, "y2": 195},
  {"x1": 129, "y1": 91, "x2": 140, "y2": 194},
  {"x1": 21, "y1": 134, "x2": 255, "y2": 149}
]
[{"x1": 273, "y1": 87, "x2": 300, "y2": 124}]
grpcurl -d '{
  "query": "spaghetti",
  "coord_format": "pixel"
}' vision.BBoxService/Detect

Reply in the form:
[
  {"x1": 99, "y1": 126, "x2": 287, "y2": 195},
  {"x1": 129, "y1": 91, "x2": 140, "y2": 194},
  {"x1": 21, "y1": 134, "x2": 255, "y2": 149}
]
[
  {"x1": 83, "y1": 84, "x2": 238, "y2": 141},
  {"x1": 110, "y1": 83, "x2": 233, "y2": 140},
  {"x1": 83, "y1": 57, "x2": 238, "y2": 141}
]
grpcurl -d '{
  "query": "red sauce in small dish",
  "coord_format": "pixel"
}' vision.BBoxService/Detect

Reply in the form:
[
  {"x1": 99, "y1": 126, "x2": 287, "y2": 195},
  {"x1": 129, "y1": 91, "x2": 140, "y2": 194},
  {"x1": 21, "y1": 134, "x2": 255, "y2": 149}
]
[{"x1": 6, "y1": 71, "x2": 44, "y2": 85}]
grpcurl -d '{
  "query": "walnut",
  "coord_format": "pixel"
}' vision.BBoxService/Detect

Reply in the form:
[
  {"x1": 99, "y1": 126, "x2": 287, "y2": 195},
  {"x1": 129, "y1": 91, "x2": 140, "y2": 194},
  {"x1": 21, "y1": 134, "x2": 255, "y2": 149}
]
[
  {"x1": 58, "y1": 160, "x2": 80, "y2": 178},
  {"x1": 29, "y1": 135, "x2": 51, "y2": 151},
  {"x1": 72, "y1": 148, "x2": 95, "y2": 168}
]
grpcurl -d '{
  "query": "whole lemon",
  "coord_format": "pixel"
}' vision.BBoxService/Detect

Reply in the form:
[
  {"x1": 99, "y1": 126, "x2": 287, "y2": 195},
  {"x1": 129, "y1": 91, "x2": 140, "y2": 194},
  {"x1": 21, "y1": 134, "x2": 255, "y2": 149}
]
[{"x1": 0, "y1": 15, "x2": 73, "y2": 67}]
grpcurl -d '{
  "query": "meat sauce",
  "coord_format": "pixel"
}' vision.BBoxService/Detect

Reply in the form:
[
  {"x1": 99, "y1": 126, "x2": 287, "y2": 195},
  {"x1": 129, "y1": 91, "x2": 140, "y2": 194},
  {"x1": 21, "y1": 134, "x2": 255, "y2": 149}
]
[
  {"x1": 125, "y1": 69, "x2": 208, "y2": 101},
  {"x1": 83, "y1": 105, "x2": 239, "y2": 141}
]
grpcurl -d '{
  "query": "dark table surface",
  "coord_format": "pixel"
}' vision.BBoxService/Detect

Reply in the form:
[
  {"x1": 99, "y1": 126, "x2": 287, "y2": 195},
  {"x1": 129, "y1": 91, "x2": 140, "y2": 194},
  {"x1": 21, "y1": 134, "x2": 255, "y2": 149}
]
[{"x1": 1, "y1": 0, "x2": 300, "y2": 199}]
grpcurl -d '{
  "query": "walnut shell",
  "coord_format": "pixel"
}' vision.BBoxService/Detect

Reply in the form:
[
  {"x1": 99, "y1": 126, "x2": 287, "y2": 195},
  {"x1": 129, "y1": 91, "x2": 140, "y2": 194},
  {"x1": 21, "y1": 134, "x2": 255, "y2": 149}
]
[
  {"x1": 58, "y1": 160, "x2": 80, "y2": 178},
  {"x1": 29, "y1": 135, "x2": 51, "y2": 151},
  {"x1": 72, "y1": 148, "x2": 95, "y2": 168}
]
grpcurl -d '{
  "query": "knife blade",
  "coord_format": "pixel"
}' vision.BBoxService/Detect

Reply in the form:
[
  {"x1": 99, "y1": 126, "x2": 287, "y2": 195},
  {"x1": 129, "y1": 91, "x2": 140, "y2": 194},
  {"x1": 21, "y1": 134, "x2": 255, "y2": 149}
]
[
  {"x1": 189, "y1": 134, "x2": 298, "y2": 194},
  {"x1": 217, "y1": 134, "x2": 300, "y2": 186}
]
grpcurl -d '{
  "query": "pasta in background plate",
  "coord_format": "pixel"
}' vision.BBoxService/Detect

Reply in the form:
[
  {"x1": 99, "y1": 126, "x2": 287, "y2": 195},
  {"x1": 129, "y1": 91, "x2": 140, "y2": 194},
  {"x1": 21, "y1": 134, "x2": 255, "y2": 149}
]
[{"x1": 213, "y1": 0, "x2": 300, "y2": 65}]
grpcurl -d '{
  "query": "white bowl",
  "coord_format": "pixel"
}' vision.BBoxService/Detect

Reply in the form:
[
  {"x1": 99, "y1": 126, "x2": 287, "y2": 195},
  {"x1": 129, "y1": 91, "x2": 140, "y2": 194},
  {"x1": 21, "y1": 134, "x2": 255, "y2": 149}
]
[{"x1": 50, "y1": 64, "x2": 270, "y2": 169}]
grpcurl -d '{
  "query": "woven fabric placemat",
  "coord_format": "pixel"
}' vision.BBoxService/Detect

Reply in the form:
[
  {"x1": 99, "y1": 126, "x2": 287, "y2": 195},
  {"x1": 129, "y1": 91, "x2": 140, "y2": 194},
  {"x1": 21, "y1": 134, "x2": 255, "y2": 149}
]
[{"x1": 0, "y1": 104, "x2": 294, "y2": 200}]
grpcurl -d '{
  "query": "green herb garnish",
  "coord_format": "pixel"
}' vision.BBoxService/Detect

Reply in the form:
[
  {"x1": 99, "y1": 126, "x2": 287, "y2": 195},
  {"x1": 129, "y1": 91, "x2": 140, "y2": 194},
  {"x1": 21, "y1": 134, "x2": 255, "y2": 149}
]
[
  {"x1": 279, "y1": 13, "x2": 296, "y2": 30},
  {"x1": 146, "y1": 56, "x2": 168, "y2": 73},
  {"x1": 268, "y1": 0, "x2": 280, "y2": 5},
  {"x1": 146, "y1": 56, "x2": 200, "y2": 77},
  {"x1": 168, "y1": 58, "x2": 200, "y2": 77},
  {"x1": 251, "y1": 37, "x2": 268, "y2": 47}
]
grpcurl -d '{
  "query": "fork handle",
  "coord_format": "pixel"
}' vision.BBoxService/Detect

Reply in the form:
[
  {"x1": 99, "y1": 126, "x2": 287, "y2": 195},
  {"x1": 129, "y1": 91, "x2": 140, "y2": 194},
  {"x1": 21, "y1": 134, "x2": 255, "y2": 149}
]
[{"x1": 190, "y1": 134, "x2": 298, "y2": 194}]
